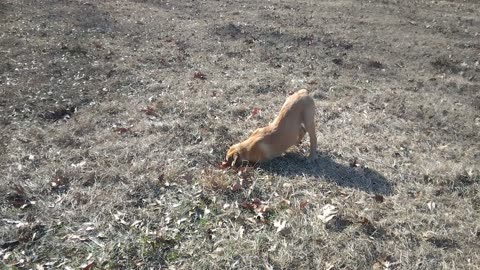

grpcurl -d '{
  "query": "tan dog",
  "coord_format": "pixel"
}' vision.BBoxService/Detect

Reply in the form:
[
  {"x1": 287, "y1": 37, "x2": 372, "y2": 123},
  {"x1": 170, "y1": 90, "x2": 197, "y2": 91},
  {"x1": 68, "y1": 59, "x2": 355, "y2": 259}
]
[{"x1": 225, "y1": 89, "x2": 317, "y2": 167}]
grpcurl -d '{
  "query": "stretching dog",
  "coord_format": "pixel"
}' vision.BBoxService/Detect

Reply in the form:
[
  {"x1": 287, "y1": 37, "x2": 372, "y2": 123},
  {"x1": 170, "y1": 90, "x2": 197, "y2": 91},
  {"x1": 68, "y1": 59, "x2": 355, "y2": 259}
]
[{"x1": 225, "y1": 89, "x2": 317, "y2": 167}]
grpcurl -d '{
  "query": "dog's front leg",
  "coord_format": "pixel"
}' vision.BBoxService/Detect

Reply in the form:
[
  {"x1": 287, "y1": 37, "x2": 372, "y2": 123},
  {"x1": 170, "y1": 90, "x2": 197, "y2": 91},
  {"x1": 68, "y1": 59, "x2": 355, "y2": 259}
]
[{"x1": 296, "y1": 125, "x2": 306, "y2": 145}]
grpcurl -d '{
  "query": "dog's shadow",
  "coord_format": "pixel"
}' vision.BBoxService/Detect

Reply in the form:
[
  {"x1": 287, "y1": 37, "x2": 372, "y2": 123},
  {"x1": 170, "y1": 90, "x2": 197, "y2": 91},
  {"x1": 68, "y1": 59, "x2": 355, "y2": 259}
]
[{"x1": 260, "y1": 152, "x2": 392, "y2": 195}]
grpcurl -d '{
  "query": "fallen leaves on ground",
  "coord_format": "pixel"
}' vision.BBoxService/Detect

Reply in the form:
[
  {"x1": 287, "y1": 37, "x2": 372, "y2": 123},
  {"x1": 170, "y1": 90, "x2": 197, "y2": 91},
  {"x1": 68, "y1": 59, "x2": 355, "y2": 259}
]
[
  {"x1": 247, "y1": 107, "x2": 260, "y2": 119},
  {"x1": 427, "y1": 201, "x2": 436, "y2": 211},
  {"x1": 358, "y1": 217, "x2": 377, "y2": 236},
  {"x1": 220, "y1": 161, "x2": 229, "y2": 169},
  {"x1": 359, "y1": 217, "x2": 370, "y2": 224},
  {"x1": 193, "y1": 71, "x2": 207, "y2": 80},
  {"x1": 231, "y1": 181, "x2": 242, "y2": 192},
  {"x1": 82, "y1": 261, "x2": 96, "y2": 270},
  {"x1": 273, "y1": 219, "x2": 291, "y2": 235},
  {"x1": 7, "y1": 184, "x2": 33, "y2": 208},
  {"x1": 240, "y1": 198, "x2": 271, "y2": 222},
  {"x1": 279, "y1": 199, "x2": 291, "y2": 208},
  {"x1": 372, "y1": 255, "x2": 397, "y2": 270},
  {"x1": 318, "y1": 204, "x2": 338, "y2": 223},
  {"x1": 0, "y1": 240, "x2": 20, "y2": 250},
  {"x1": 140, "y1": 106, "x2": 158, "y2": 117},
  {"x1": 349, "y1": 157, "x2": 361, "y2": 168},
  {"x1": 299, "y1": 200, "x2": 309, "y2": 210},
  {"x1": 115, "y1": 127, "x2": 130, "y2": 134},
  {"x1": 50, "y1": 175, "x2": 68, "y2": 192},
  {"x1": 373, "y1": 194, "x2": 384, "y2": 203}
]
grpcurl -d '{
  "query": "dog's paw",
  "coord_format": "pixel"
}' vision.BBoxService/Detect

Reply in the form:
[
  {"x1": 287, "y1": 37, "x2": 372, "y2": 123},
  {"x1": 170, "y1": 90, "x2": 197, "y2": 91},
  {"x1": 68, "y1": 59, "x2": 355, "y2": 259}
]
[{"x1": 307, "y1": 154, "x2": 318, "y2": 164}]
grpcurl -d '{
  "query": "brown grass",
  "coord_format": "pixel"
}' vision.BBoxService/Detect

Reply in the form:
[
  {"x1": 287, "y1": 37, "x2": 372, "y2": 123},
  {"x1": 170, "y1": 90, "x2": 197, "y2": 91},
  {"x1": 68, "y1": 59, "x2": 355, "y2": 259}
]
[{"x1": 1, "y1": 0, "x2": 479, "y2": 269}]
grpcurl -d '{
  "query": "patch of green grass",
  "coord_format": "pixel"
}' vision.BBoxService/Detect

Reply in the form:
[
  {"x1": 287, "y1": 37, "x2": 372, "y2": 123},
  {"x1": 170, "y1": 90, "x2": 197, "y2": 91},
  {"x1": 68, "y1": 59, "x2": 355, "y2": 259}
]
[{"x1": 165, "y1": 250, "x2": 180, "y2": 263}]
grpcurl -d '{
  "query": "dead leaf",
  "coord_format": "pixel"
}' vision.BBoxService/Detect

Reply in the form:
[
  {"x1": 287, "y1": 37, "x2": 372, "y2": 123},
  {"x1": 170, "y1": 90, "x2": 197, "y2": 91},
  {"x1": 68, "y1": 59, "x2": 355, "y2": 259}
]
[
  {"x1": 240, "y1": 198, "x2": 271, "y2": 222},
  {"x1": 82, "y1": 261, "x2": 96, "y2": 270},
  {"x1": 255, "y1": 205, "x2": 270, "y2": 222},
  {"x1": 299, "y1": 200, "x2": 309, "y2": 210},
  {"x1": 252, "y1": 198, "x2": 262, "y2": 207},
  {"x1": 71, "y1": 160, "x2": 86, "y2": 168},
  {"x1": 220, "y1": 161, "x2": 229, "y2": 169},
  {"x1": 279, "y1": 199, "x2": 291, "y2": 208},
  {"x1": 318, "y1": 204, "x2": 338, "y2": 223},
  {"x1": 7, "y1": 183, "x2": 31, "y2": 208},
  {"x1": 349, "y1": 157, "x2": 361, "y2": 168},
  {"x1": 204, "y1": 206, "x2": 211, "y2": 216},
  {"x1": 0, "y1": 240, "x2": 20, "y2": 250},
  {"x1": 237, "y1": 166, "x2": 253, "y2": 180},
  {"x1": 234, "y1": 226, "x2": 244, "y2": 240},
  {"x1": 21, "y1": 200, "x2": 34, "y2": 208},
  {"x1": 158, "y1": 173, "x2": 165, "y2": 183},
  {"x1": 359, "y1": 217, "x2": 371, "y2": 225},
  {"x1": 177, "y1": 217, "x2": 188, "y2": 225},
  {"x1": 130, "y1": 220, "x2": 143, "y2": 228},
  {"x1": 140, "y1": 106, "x2": 158, "y2": 117},
  {"x1": 212, "y1": 246, "x2": 224, "y2": 255},
  {"x1": 193, "y1": 71, "x2": 207, "y2": 80},
  {"x1": 115, "y1": 127, "x2": 130, "y2": 134},
  {"x1": 66, "y1": 234, "x2": 88, "y2": 242},
  {"x1": 423, "y1": 174, "x2": 432, "y2": 183},
  {"x1": 373, "y1": 255, "x2": 396, "y2": 270},
  {"x1": 239, "y1": 166, "x2": 254, "y2": 173},
  {"x1": 50, "y1": 175, "x2": 68, "y2": 192},
  {"x1": 273, "y1": 220, "x2": 287, "y2": 233},
  {"x1": 427, "y1": 201, "x2": 436, "y2": 211},
  {"x1": 359, "y1": 217, "x2": 377, "y2": 236},
  {"x1": 251, "y1": 107, "x2": 260, "y2": 118},
  {"x1": 373, "y1": 195, "x2": 384, "y2": 203},
  {"x1": 11, "y1": 184, "x2": 25, "y2": 196},
  {"x1": 231, "y1": 182, "x2": 242, "y2": 192},
  {"x1": 113, "y1": 212, "x2": 128, "y2": 225},
  {"x1": 256, "y1": 205, "x2": 269, "y2": 214},
  {"x1": 92, "y1": 40, "x2": 103, "y2": 49},
  {"x1": 181, "y1": 173, "x2": 194, "y2": 184},
  {"x1": 240, "y1": 202, "x2": 256, "y2": 211},
  {"x1": 372, "y1": 262, "x2": 383, "y2": 270},
  {"x1": 282, "y1": 183, "x2": 292, "y2": 188}
]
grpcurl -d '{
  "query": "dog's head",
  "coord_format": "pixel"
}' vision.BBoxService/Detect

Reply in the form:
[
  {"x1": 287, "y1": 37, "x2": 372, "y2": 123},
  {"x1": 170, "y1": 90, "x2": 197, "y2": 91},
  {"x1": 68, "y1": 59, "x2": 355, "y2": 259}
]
[{"x1": 225, "y1": 144, "x2": 242, "y2": 168}]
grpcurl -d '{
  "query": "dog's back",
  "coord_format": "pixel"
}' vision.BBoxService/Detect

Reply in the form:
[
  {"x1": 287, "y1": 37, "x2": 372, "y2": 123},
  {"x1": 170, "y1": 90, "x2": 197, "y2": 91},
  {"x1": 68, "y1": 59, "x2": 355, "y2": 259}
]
[{"x1": 273, "y1": 89, "x2": 314, "y2": 128}]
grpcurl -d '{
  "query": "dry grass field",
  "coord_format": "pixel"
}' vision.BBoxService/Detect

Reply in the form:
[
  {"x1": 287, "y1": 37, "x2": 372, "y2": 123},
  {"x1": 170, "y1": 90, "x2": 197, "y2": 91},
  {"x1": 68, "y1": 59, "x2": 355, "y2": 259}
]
[{"x1": 1, "y1": 0, "x2": 479, "y2": 269}]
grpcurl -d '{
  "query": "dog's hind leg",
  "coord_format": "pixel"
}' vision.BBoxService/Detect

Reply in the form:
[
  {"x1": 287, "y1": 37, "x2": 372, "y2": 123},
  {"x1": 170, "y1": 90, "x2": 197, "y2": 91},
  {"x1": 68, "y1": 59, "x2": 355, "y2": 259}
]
[{"x1": 303, "y1": 106, "x2": 317, "y2": 159}]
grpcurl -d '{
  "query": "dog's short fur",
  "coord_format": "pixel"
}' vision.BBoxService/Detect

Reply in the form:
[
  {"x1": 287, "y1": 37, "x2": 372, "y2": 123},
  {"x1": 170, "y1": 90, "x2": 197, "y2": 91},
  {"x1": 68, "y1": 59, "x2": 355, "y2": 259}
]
[{"x1": 226, "y1": 89, "x2": 317, "y2": 167}]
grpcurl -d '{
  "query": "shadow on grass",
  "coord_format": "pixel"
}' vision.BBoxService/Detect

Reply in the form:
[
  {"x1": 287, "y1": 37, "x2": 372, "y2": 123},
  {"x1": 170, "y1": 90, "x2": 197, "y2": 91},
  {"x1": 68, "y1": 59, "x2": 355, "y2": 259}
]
[{"x1": 260, "y1": 152, "x2": 392, "y2": 195}]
